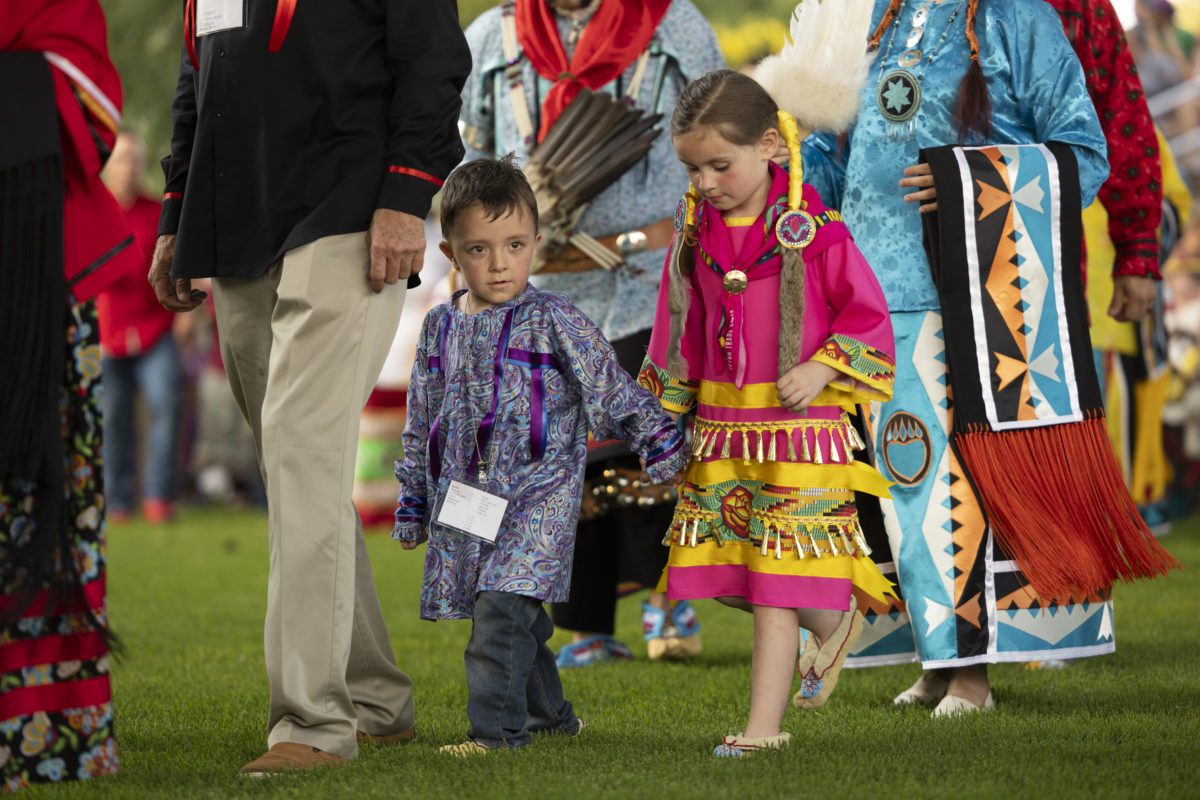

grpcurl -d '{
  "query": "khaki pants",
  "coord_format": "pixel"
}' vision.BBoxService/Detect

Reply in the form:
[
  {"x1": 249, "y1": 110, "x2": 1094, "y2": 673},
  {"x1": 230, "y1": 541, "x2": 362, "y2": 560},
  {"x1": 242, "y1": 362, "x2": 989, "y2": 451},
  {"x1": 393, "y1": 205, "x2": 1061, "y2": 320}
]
[{"x1": 212, "y1": 232, "x2": 413, "y2": 759}]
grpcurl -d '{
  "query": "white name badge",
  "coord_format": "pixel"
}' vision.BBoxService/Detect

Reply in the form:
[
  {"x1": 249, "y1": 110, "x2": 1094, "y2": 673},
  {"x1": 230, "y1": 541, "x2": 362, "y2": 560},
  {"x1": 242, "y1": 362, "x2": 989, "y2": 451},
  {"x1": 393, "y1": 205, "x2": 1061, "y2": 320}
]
[
  {"x1": 436, "y1": 480, "x2": 509, "y2": 543},
  {"x1": 196, "y1": 0, "x2": 245, "y2": 37}
]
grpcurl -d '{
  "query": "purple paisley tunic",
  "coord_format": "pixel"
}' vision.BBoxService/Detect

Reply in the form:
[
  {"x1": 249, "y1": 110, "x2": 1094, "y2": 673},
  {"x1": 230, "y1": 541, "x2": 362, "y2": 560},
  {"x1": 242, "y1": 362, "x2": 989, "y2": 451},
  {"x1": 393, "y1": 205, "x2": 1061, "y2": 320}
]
[{"x1": 393, "y1": 287, "x2": 688, "y2": 620}]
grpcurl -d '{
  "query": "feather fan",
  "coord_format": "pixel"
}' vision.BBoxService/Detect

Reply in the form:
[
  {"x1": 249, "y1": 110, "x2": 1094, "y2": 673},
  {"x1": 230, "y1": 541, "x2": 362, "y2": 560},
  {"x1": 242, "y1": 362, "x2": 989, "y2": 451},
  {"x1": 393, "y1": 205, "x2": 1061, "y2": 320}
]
[
  {"x1": 524, "y1": 88, "x2": 662, "y2": 272},
  {"x1": 754, "y1": 0, "x2": 875, "y2": 133}
]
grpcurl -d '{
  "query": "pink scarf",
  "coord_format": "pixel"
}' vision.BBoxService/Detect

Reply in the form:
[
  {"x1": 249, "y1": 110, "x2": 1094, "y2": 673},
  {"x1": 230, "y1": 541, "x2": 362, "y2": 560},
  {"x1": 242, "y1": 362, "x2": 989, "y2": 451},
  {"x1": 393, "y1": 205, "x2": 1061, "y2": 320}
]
[{"x1": 694, "y1": 164, "x2": 789, "y2": 387}]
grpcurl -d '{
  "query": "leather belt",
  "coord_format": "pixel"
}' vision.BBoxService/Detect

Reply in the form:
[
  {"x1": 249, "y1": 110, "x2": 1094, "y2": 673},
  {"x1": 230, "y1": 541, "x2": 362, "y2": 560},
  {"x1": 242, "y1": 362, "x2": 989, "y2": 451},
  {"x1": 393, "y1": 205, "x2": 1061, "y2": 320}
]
[{"x1": 539, "y1": 217, "x2": 677, "y2": 275}]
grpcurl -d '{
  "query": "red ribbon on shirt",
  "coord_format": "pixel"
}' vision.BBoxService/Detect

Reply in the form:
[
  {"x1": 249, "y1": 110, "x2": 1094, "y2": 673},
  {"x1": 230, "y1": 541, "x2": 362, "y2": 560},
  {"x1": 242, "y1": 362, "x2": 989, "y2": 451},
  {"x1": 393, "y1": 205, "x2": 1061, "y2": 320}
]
[
  {"x1": 268, "y1": 0, "x2": 298, "y2": 52},
  {"x1": 184, "y1": 0, "x2": 297, "y2": 69},
  {"x1": 184, "y1": 0, "x2": 199, "y2": 69},
  {"x1": 515, "y1": 0, "x2": 670, "y2": 143}
]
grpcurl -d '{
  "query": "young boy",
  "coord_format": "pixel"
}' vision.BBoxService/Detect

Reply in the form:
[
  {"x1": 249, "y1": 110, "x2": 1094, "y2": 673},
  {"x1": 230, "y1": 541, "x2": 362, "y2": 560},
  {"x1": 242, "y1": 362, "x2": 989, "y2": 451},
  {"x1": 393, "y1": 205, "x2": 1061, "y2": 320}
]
[{"x1": 393, "y1": 156, "x2": 688, "y2": 755}]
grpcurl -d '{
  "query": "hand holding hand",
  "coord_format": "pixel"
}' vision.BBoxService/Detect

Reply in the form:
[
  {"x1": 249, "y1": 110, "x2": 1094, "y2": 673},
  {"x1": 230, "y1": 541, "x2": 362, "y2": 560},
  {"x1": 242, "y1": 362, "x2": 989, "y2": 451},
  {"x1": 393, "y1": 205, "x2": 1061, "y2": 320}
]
[
  {"x1": 900, "y1": 163, "x2": 938, "y2": 213},
  {"x1": 1108, "y1": 275, "x2": 1157, "y2": 322},
  {"x1": 368, "y1": 209, "x2": 425, "y2": 293},
  {"x1": 148, "y1": 234, "x2": 206, "y2": 312},
  {"x1": 777, "y1": 361, "x2": 840, "y2": 414}
]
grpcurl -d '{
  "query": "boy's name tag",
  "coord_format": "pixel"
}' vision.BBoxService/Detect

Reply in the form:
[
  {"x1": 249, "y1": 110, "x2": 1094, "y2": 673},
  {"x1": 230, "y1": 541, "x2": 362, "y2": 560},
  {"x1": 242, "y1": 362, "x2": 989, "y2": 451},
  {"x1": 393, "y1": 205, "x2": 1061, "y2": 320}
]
[
  {"x1": 436, "y1": 480, "x2": 509, "y2": 542},
  {"x1": 196, "y1": 0, "x2": 245, "y2": 36}
]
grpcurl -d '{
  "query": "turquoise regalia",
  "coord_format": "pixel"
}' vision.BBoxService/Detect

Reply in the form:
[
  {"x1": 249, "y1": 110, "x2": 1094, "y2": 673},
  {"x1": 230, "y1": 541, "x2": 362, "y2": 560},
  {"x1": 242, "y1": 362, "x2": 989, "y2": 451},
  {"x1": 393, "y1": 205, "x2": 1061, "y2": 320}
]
[{"x1": 803, "y1": 0, "x2": 1115, "y2": 668}]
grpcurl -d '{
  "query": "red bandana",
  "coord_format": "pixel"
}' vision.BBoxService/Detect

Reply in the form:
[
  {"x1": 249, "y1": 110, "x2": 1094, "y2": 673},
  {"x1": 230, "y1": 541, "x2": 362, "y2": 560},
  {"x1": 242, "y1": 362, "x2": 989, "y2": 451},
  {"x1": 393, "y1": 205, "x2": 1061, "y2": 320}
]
[{"x1": 516, "y1": 0, "x2": 671, "y2": 142}]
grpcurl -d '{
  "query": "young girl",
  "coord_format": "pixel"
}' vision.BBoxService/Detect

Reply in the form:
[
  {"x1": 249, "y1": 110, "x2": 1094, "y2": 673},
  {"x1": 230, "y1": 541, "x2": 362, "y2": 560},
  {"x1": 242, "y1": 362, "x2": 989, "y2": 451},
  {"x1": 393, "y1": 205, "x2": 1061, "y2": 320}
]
[{"x1": 638, "y1": 64, "x2": 897, "y2": 754}]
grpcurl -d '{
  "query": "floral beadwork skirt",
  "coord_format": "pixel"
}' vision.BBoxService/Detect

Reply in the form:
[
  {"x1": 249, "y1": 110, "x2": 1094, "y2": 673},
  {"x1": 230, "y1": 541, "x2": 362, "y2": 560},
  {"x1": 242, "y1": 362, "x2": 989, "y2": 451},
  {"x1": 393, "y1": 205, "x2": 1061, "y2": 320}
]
[
  {"x1": 664, "y1": 443, "x2": 897, "y2": 611},
  {"x1": 1, "y1": 302, "x2": 117, "y2": 792}
]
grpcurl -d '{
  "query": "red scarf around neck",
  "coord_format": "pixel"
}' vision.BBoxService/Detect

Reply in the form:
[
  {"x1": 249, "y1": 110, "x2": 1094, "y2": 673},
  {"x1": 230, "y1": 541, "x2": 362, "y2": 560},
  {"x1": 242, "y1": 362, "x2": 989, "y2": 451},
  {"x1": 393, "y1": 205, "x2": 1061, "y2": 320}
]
[{"x1": 516, "y1": 0, "x2": 671, "y2": 142}]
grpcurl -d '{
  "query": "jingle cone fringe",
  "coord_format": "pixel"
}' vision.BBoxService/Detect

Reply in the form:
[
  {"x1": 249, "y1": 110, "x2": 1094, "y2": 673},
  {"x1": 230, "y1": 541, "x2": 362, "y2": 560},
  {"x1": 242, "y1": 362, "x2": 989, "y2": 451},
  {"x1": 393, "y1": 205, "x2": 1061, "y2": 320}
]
[
  {"x1": 666, "y1": 510, "x2": 871, "y2": 561},
  {"x1": 690, "y1": 417, "x2": 866, "y2": 465},
  {"x1": 955, "y1": 415, "x2": 1180, "y2": 600}
]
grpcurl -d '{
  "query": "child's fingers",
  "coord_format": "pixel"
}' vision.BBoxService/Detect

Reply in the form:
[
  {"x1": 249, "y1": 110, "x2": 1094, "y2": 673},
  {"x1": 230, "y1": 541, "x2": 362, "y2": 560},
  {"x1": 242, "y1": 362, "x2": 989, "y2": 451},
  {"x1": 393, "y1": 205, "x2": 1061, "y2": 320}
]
[
  {"x1": 777, "y1": 384, "x2": 801, "y2": 407},
  {"x1": 782, "y1": 390, "x2": 813, "y2": 413}
]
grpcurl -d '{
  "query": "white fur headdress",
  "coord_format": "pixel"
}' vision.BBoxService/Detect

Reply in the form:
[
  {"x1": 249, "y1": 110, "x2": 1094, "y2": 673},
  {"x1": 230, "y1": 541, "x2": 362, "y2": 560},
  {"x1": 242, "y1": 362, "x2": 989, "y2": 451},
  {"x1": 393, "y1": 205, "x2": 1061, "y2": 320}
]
[{"x1": 754, "y1": 0, "x2": 875, "y2": 133}]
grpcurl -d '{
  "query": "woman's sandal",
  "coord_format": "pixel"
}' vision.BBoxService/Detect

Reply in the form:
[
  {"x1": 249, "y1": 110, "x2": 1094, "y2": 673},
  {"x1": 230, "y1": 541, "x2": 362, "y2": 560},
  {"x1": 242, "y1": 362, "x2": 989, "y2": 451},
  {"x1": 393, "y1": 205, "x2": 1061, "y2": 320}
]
[
  {"x1": 932, "y1": 691, "x2": 994, "y2": 718},
  {"x1": 712, "y1": 732, "x2": 791, "y2": 758},
  {"x1": 893, "y1": 671, "x2": 950, "y2": 708},
  {"x1": 792, "y1": 595, "x2": 864, "y2": 710}
]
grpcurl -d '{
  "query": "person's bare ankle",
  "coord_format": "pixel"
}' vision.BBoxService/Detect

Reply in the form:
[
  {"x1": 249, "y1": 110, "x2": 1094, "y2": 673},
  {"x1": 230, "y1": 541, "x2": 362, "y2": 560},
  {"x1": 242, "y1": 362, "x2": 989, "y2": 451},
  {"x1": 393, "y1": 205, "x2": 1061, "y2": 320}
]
[
  {"x1": 742, "y1": 724, "x2": 781, "y2": 739},
  {"x1": 946, "y1": 667, "x2": 990, "y2": 706},
  {"x1": 809, "y1": 610, "x2": 842, "y2": 646}
]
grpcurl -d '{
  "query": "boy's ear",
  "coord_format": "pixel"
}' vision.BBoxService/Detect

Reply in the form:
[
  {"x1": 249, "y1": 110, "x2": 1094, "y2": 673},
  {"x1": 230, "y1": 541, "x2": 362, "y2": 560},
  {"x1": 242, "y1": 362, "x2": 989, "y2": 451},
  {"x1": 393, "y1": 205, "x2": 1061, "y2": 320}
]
[{"x1": 439, "y1": 241, "x2": 458, "y2": 269}]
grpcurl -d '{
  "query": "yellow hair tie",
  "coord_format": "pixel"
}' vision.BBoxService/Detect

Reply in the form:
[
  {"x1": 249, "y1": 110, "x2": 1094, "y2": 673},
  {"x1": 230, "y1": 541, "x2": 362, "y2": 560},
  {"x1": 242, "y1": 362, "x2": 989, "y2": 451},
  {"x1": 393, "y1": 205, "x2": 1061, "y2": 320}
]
[
  {"x1": 774, "y1": 109, "x2": 816, "y2": 250},
  {"x1": 674, "y1": 183, "x2": 701, "y2": 245}
]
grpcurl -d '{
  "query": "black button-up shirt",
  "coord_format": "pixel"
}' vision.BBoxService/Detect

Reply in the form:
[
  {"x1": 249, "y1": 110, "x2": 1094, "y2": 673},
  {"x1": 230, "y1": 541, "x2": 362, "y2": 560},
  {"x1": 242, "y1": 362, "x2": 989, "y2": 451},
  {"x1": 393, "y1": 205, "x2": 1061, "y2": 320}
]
[{"x1": 159, "y1": 0, "x2": 471, "y2": 280}]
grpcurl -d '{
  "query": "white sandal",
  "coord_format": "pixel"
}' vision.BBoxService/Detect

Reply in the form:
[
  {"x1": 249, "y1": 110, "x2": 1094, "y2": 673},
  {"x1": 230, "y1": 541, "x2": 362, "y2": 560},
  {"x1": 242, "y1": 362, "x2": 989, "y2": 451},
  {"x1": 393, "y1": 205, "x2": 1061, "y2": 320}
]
[
  {"x1": 893, "y1": 671, "x2": 949, "y2": 708},
  {"x1": 712, "y1": 732, "x2": 791, "y2": 758},
  {"x1": 438, "y1": 740, "x2": 491, "y2": 757},
  {"x1": 932, "y1": 691, "x2": 995, "y2": 718}
]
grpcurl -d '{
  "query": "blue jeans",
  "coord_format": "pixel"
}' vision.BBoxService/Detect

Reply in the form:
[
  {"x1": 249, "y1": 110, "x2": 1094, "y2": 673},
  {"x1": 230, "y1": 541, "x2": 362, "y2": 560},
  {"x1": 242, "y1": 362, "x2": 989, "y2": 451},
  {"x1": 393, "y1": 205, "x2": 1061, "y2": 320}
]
[
  {"x1": 101, "y1": 335, "x2": 182, "y2": 511},
  {"x1": 465, "y1": 591, "x2": 578, "y2": 748}
]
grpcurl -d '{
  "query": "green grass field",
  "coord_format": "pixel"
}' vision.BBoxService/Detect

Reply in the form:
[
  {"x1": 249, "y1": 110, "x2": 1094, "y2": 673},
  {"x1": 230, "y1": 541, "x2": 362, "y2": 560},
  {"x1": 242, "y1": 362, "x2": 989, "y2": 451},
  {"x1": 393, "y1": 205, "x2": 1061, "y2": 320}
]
[{"x1": 26, "y1": 510, "x2": 1200, "y2": 799}]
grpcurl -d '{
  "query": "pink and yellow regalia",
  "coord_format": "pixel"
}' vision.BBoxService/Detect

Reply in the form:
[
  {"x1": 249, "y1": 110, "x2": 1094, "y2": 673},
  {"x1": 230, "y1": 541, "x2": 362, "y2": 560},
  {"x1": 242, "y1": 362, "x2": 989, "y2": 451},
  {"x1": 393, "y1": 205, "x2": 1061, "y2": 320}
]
[{"x1": 639, "y1": 146, "x2": 898, "y2": 612}]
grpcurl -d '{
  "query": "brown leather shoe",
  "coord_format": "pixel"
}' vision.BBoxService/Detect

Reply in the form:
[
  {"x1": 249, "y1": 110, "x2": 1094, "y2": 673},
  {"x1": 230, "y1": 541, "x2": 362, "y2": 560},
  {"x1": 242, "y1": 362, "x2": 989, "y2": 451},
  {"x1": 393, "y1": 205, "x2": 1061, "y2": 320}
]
[
  {"x1": 239, "y1": 743, "x2": 348, "y2": 777},
  {"x1": 355, "y1": 727, "x2": 416, "y2": 747}
]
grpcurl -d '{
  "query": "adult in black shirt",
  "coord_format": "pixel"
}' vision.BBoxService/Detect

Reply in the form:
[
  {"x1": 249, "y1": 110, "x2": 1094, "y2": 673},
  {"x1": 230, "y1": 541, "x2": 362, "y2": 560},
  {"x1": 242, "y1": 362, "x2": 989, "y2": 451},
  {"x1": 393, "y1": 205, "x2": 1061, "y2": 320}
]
[{"x1": 148, "y1": 0, "x2": 470, "y2": 775}]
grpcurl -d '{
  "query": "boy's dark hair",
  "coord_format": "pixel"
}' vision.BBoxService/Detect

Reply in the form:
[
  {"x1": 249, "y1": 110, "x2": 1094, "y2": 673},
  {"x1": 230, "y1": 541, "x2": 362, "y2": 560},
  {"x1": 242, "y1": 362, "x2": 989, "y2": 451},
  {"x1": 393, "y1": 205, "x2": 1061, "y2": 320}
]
[{"x1": 440, "y1": 154, "x2": 539, "y2": 241}]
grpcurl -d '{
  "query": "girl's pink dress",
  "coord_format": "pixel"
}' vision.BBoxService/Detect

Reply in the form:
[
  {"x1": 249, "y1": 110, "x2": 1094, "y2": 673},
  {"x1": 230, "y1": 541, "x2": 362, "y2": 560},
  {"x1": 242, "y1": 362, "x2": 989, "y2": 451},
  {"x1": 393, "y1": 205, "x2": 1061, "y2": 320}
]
[{"x1": 639, "y1": 164, "x2": 898, "y2": 610}]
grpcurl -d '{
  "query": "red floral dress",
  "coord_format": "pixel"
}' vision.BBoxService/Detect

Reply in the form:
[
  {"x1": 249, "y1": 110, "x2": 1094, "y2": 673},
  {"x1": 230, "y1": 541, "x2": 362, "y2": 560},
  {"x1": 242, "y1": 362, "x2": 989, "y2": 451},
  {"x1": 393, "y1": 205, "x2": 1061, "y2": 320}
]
[{"x1": 1, "y1": 304, "x2": 118, "y2": 792}]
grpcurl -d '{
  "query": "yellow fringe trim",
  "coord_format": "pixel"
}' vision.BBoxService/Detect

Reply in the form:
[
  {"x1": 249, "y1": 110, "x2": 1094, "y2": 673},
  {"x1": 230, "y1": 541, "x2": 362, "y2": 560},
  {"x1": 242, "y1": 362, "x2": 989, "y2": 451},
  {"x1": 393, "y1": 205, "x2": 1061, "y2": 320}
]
[
  {"x1": 665, "y1": 508, "x2": 872, "y2": 561},
  {"x1": 689, "y1": 416, "x2": 869, "y2": 466}
]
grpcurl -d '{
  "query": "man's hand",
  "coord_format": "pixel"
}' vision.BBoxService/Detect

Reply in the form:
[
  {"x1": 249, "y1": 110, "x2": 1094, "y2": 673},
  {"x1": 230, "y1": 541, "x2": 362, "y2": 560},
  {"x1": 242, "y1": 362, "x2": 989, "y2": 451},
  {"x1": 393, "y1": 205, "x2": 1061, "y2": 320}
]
[
  {"x1": 368, "y1": 209, "x2": 425, "y2": 293},
  {"x1": 777, "y1": 361, "x2": 840, "y2": 413},
  {"x1": 1109, "y1": 275, "x2": 1157, "y2": 322},
  {"x1": 400, "y1": 539, "x2": 423, "y2": 551},
  {"x1": 900, "y1": 163, "x2": 938, "y2": 213},
  {"x1": 149, "y1": 234, "x2": 206, "y2": 312}
]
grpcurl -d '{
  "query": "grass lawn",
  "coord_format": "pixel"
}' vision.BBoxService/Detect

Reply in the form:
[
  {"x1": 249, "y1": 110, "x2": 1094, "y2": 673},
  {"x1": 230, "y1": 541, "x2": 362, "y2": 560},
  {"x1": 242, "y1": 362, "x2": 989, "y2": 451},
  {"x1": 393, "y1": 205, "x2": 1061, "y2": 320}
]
[{"x1": 25, "y1": 509, "x2": 1200, "y2": 799}]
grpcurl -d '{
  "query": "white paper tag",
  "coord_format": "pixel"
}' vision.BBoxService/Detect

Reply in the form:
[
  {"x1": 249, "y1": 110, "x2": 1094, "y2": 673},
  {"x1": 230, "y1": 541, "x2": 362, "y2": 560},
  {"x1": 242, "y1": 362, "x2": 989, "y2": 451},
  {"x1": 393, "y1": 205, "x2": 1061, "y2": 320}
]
[
  {"x1": 196, "y1": 0, "x2": 245, "y2": 36},
  {"x1": 436, "y1": 480, "x2": 509, "y2": 542}
]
